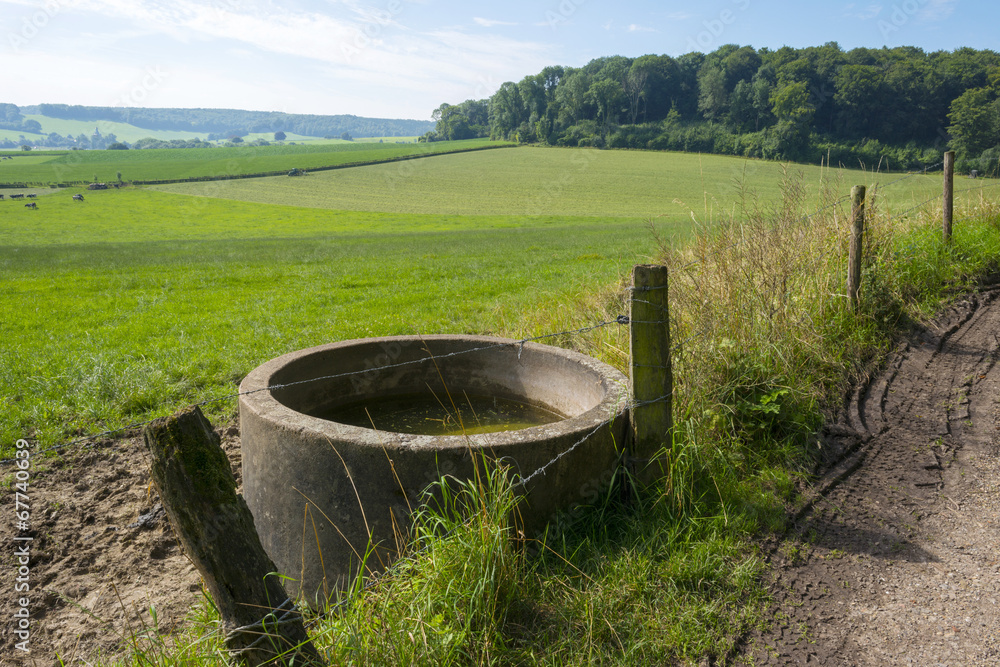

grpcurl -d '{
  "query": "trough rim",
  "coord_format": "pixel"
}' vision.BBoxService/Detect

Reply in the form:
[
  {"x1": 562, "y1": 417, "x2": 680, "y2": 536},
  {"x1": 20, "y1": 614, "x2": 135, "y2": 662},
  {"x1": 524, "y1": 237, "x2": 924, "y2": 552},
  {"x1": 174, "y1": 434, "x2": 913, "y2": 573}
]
[{"x1": 239, "y1": 334, "x2": 630, "y2": 452}]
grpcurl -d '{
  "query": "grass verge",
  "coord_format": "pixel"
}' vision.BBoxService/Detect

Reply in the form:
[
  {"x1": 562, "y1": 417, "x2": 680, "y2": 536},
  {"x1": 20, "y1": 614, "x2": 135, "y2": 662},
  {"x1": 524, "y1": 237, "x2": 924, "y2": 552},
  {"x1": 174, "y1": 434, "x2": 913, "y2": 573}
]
[{"x1": 84, "y1": 176, "x2": 1000, "y2": 665}]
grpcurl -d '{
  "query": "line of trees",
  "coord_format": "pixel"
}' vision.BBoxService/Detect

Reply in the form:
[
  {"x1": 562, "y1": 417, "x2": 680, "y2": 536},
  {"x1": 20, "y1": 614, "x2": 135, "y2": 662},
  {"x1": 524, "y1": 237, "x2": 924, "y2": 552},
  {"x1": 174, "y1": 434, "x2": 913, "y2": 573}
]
[
  {"x1": 21, "y1": 105, "x2": 434, "y2": 139},
  {"x1": 427, "y1": 44, "x2": 1000, "y2": 173},
  {"x1": 0, "y1": 103, "x2": 42, "y2": 137},
  {"x1": 0, "y1": 131, "x2": 121, "y2": 150}
]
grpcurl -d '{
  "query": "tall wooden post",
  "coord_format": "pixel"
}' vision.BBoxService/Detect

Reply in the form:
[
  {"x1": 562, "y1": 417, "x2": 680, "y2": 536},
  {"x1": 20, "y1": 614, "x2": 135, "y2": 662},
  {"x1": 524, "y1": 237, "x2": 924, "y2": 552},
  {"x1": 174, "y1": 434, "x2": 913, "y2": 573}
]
[
  {"x1": 943, "y1": 150, "x2": 955, "y2": 243},
  {"x1": 143, "y1": 407, "x2": 323, "y2": 667},
  {"x1": 847, "y1": 186, "x2": 866, "y2": 310},
  {"x1": 629, "y1": 264, "x2": 672, "y2": 487}
]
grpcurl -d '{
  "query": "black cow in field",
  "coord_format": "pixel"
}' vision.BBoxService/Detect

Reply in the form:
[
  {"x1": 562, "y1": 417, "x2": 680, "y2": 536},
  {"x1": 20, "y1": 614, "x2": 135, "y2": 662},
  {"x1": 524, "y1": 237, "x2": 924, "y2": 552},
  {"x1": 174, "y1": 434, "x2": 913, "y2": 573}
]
[
  {"x1": 11, "y1": 193, "x2": 23, "y2": 199},
  {"x1": 25, "y1": 202, "x2": 37, "y2": 209},
  {"x1": 72, "y1": 194, "x2": 85, "y2": 201},
  {"x1": 0, "y1": 194, "x2": 4, "y2": 200},
  {"x1": 26, "y1": 193, "x2": 36, "y2": 199}
]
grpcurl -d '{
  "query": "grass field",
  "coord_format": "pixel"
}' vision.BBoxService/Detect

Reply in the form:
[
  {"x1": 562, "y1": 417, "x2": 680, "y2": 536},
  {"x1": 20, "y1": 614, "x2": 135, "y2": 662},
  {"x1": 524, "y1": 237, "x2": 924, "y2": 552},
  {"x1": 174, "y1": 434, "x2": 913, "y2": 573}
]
[
  {"x1": 5, "y1": 145, "x2": 998, "y2": 450},
  {"x1": 5, "y1": 141, "x2": 1000, "y2": 666},
  {"x1": 12, "y1": 115, "x2": 422, "y2": 145},
  {"x1": 0, "y1": 138, "x2": 507, "y2": 184},
  {"x1": 0, "y1": 153, "x2": 62, "y2": 166},
  {"x1": 0, "y1": 186, "x2": 658, "y2": 451},
  {"x1": 19, "y1": 115, "x2": 214, "y2": 143},
  {"x1": 153, "y1": 145, "x2": 995, "y2": 219}
]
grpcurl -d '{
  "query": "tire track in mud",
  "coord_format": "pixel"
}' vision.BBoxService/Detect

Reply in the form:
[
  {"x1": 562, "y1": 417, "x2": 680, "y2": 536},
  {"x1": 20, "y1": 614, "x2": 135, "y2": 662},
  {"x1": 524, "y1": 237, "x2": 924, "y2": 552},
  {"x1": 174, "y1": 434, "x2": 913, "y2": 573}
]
[{"x1": 739, "y1": 289, "x2": 1000, "y2": 666}]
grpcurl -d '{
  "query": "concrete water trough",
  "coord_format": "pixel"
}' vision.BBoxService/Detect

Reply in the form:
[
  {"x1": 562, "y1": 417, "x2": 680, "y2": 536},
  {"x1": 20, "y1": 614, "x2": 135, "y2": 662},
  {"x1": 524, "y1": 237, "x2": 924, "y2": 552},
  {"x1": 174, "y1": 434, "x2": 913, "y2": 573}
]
[{"x1": 239, "y1": 335, "x2": 629, "y2": 603}]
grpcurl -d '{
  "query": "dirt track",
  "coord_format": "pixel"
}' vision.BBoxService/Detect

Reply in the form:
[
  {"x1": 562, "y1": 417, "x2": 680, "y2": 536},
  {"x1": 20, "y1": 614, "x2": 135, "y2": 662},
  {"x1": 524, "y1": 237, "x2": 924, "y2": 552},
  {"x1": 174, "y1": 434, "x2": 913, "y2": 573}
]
[{"x1": 740, "y1": 287, "x2": 1000, "y2": 665}]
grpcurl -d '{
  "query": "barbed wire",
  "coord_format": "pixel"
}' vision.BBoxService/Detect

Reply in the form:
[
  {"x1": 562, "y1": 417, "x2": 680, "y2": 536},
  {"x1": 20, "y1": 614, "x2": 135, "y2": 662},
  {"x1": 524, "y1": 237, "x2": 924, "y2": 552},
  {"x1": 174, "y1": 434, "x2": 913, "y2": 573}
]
[
  {"x1": 5, "y1": 152, "x2": 996, "y2": 651},
  {"x1": 305, "y1": 421, "x2": 620, "y2": 623},
  {"x1": 669, "y1": 160, "x2": 944, "y2": 274},
  {"x1": 889, "y1": 192, "x2": 945, "y2": 221},
  {"x1": 955, "y1": 179, "x2": 1000, "y2": 196},
  {"x1": 9, "y1": 154, "x2": 987, "y2": 466},
  {"x1": 881, "y1": 175, "x2": 1000, "y2": 223},
  {"x1": 956, "y1": 155, "x2": 1000, "y2": 167},
  {"x1": 877, "y1": 161, "x2": 943, "y2": 190},
  {"x1": 2, "y1": 320, "x2": 632, "y2": 464}
]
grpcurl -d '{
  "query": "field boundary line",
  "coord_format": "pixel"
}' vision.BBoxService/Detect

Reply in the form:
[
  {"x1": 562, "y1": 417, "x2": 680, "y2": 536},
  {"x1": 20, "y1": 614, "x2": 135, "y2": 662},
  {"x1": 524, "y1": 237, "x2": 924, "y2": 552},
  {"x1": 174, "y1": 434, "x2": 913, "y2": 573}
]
[{"x1": 0, "y1": 143, "x2": 516, "y2": 189}]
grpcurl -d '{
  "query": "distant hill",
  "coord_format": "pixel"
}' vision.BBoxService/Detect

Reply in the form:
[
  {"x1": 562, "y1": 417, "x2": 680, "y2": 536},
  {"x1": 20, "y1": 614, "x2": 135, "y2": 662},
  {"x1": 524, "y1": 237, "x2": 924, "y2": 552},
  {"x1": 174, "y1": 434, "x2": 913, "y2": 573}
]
[{"x1": 16, "y1": 104, "x2": 434, "y2": 139}]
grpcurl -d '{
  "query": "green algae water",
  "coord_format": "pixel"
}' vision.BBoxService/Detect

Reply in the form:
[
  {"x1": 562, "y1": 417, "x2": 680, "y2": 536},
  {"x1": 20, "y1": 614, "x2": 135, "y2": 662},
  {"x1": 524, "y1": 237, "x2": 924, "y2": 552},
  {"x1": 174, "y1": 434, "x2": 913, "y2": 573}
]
[{"x1": 325, "y1": 392, "x2": 565, "y2": 435}]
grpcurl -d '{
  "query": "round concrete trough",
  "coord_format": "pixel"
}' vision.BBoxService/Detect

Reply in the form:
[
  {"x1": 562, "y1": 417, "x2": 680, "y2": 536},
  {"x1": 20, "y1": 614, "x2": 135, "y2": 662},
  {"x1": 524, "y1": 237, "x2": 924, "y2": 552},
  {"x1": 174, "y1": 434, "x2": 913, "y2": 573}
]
[{"x1": 239, "y1": 335, "x2": 629, "y2": 603}]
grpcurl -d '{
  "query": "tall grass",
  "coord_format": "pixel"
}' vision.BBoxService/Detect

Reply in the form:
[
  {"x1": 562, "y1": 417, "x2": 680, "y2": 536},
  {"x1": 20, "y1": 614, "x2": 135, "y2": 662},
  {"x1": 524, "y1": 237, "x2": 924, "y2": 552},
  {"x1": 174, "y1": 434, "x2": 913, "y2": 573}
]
[
  {"x1": 665, "y1": 169, "x2": 1000, "y2": 496},
  {"x1": 91, "y1": 175, "x2": 1000, "y2": 665}
]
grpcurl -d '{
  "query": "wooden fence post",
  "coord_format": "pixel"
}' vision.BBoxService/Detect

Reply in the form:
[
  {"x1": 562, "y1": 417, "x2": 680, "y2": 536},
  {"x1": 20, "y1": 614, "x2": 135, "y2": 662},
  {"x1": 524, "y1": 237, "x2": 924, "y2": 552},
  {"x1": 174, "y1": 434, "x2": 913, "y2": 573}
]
[
  {"x1": 943, "y1": 150, "x2": 955, "y2": 243},
  {"x1": 629, "y1": 264, "x2": 672, "y2": 487},
  {"x1": 143, "y1": 407, "x2": 323, "y2": 667},
  {"x1": 847, "y1": 185, "x2": 866, "y2": 309}
]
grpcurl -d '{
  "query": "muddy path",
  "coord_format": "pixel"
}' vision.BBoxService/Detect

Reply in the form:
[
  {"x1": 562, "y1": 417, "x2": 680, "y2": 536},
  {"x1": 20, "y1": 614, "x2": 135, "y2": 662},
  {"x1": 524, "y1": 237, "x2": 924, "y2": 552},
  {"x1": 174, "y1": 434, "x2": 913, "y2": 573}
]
[
  {"x1": 0, "y1": 427, "x2": 244, "y2": 664},
  {"x1": 739, "y1": 287, "x2": 1000, "y2": 665}
]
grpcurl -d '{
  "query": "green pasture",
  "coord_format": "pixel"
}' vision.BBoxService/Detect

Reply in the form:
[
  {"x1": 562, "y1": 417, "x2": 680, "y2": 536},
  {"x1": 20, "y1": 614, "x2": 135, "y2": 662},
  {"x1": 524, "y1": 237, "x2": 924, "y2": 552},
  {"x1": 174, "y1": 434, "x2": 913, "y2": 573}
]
[
  {"x1": 0, "y1": 153, "x2": 62, "y2": 166},
  {"x1": 354, "y1": 136, "x2": 419, "y2": 143},
  {"x1": 5, "y1": 142, "x2": 1000, "y2": 666},
  {"x1": 0, "y1": 138, "x2": 506, "y2": 184},
  {"x1": 20, "y1": 115, "x2": 211, "y2": 143},
  {"x1": 0, "y1": 187, "x2": 658, "y2": 450},
  {"x1": 21, "y1": 116, "x2": 329, "y2": 145},
  {"x1": 0, "y1": 128, "x2": 45, "y2": 143},
  {"x1": 153, "y1": 145, "x2": 992, "y2": 220},
  {"x1": 4, "y1": 144, "x2": 996, "y2": 450}
]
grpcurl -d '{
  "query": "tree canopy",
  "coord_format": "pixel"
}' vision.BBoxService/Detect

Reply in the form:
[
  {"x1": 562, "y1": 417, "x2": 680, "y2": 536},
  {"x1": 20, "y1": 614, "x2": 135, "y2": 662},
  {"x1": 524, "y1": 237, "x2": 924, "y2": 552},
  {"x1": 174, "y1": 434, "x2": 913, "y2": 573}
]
[{"x1": 431, "y1": 43, "x2": 1000, "y2": 170}]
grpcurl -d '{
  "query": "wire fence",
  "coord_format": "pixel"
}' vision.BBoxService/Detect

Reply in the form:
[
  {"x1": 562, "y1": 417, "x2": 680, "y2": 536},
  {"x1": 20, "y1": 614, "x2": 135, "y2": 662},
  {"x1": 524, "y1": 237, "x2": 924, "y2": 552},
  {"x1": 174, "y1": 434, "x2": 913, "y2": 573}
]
[
  {"x1": 7, "y1": 154, "x2": 988, "y2": 465},
  {"x1": 669, "y1": 156, "x2": 948, "y2": 275},
  {"x1": 7, "y1": 153, "x2": 1000, "y2": 641},
  {"x1": 2, "y1": 320, "x2": 631, "y2": 465}
]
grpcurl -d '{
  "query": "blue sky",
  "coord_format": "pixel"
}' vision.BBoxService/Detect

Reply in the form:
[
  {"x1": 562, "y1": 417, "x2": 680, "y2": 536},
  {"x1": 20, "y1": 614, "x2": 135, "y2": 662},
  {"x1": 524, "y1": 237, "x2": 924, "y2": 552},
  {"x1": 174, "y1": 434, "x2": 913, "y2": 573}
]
[{"x1": 1, "y1": 0, "x2": 994, "y2": 121}]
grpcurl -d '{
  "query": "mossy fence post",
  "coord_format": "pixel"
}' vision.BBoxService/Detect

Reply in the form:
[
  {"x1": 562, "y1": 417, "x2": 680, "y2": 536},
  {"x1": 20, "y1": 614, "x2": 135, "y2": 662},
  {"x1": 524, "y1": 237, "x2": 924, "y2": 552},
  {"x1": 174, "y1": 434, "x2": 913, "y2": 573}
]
[
  {"x1": 629, "y1": 264, "x2": 672, "y2": 487},
  {"x1": 143, "y1": 406, "x2": 323, "y2": 667},
  {"x1": 847, "y1": 185, "x2": 866, "y2": 309},
  {"x1": 943, "y1": 150, "x2": 955, "y2": 243}
]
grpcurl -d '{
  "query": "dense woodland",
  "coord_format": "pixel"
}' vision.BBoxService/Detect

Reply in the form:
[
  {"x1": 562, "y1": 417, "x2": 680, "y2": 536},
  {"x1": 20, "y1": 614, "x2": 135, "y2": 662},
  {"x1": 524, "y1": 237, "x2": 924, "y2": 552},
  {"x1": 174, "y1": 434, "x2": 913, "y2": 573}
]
[
  {"x1": 426, "y1": 44, "x2": 1000, "y2": 174},
  {"x1": 0, "y1": 104, "x2": 433, "y2": 148}
]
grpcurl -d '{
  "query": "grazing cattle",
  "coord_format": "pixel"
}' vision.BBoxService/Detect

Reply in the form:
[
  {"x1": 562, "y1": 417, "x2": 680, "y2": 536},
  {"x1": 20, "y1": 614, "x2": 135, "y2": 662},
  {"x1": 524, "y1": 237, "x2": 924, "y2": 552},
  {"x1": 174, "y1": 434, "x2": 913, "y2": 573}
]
[
  {"x1": 72, "y1": 194, "x2": 85, "y2": 201},
  {"x1": 11, "y1": 193, "x2": 23, "y2": 199},
  {"x1": 25, "y1": 202, "x2": 37, "y2": 209},
  {"x1": 26, "y1": 193, "x2": 36, "y2": 199},
  {"x1": 0, "y1": 194, "x2": 4, "y2": 200}
]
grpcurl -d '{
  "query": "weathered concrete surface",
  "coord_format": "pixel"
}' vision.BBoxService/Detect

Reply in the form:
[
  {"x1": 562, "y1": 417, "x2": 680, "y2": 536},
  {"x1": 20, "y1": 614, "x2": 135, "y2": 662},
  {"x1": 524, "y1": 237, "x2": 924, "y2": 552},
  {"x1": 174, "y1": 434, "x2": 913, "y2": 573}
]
[{"x1": 239, "y1": 335, "x2": 629, "y2": 604}]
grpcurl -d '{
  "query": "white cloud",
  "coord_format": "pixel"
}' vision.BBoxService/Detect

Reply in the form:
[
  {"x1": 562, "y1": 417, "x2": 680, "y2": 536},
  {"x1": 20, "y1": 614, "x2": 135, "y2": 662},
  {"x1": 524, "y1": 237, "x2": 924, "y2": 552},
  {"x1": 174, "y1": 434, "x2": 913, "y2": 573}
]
[
  {"x1": 919, "y1": 0, "x2": 958, "y2": 22},
  {"x1": 473, "y1": 17, "x2": 517, "y2": 27},
  {"x1": 627, "y1": 24, "x2": 656, "y2": 33},
  {"x1": 844, "y1": 3, "x2": 883, "y2": 20},
  {"x1": 0, "y1": 0, "x2": 553, "y2": 116}
]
